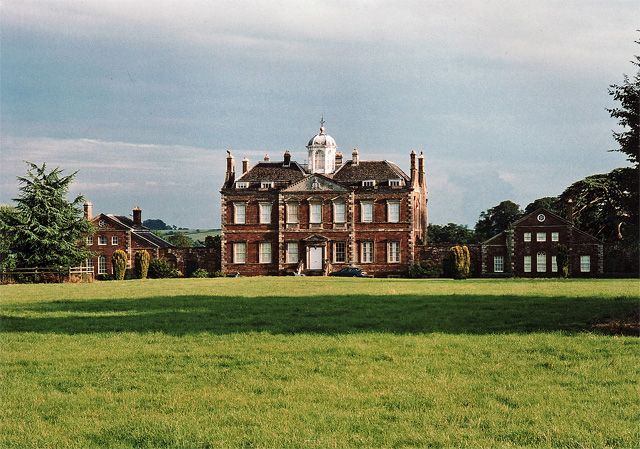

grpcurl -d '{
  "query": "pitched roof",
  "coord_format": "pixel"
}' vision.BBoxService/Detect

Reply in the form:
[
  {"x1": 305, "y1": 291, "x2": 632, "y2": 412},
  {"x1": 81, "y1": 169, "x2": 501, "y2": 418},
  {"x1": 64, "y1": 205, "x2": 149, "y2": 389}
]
[
  {"x1": 332, "y1": 160, "x2": 410, "y2": 185},
  {"x1": 236, "y1": 162, "x2": 307, "y2": 183},
  {"x1": 95, "y1": 213, "x2": 174, "y2": 248}
]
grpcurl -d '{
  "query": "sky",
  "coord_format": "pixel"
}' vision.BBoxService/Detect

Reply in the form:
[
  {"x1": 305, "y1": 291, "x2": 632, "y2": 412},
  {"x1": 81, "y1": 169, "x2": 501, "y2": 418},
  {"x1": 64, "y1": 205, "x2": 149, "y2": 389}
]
[{"x1": 1, "y1": 0, "x2": 638, "y2": 228}]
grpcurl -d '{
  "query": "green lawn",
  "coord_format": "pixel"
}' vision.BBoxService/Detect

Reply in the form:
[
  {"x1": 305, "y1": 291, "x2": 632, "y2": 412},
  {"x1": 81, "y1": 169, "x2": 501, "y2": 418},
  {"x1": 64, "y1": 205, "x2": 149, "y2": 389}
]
[{"x1": 1, "y1": 278, "x2": 638, "y2": 448}]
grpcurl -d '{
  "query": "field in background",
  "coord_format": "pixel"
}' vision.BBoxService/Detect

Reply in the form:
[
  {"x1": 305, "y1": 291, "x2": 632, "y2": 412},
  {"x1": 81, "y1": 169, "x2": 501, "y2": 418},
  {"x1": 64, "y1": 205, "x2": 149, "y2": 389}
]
[
  {"x1": 156, "y1": 228, "x2": 219, "y2": 243},
  {"x1": 1, "y1": 278, "x2": 638, "y2": 448}
]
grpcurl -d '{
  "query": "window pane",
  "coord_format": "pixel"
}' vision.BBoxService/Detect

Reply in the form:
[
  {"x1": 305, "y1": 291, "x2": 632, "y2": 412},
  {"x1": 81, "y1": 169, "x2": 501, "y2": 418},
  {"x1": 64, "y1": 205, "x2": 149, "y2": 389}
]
[
  {"x1": 234, "y1": 242, "x2": 246, "y2": 264},
  {"x1": 361, "y1": 202, "x2": 373, "y2": 223},
  {"x1": 580, "y1": 255, "x2": 590, "y2": 272},
  {"x1": 537, "y1": 232, "x2": 546, "y2": 242},
  {"x1": 98, "y1": 256, "x2": 107, "y2": 274},
  {"x1": 537, "y1": 252, "x2": 546, "y2": 272},
  {"x1": 551, "y1": 256, "x2": 558, "y2": 272},
  {"x1": 259, "y1": 203, "x2": 272, "y2": 224},
  {"x1": 388, "y1": 241, "x2": 400, "y2": 262},
  {"x1": 287, "y1": 242, "x2": 298, "y2": 264},
  {"x1": 524, "y1": 232, "x2": 531, "y2": 242},
  {"x1": 112, "y1": 236, "x2": 118, "y2": 245},
  {"x1": 334, "y1": 203, "x2": 346, "y2": 223},
  {"x1": 551, "y1": 232, "x2": 559, "y2": 242},
  {"x1": 524, "y1": 256, "x2": 531, "y2": 272},
  {"x1": 287, "y1": 203, "x2": 298, "y2": 224},
  {"x1": 234, "y1": 203, "x2": 246, "y2": 224},
  {"x1": 259, "y1": 242, "x2": 271, "y2": 263},
  {"x1": 362, "y1": 242, "x2": 373, "y2": 263},
  {"x1": 388, "y1": 202, "x2": 400, "y2": 223},
  {"x1": 494, "y1": 256, "x2": 504, "y2": 273},
  {"x1": 310, "y1": 203, "x2": 322, "y2": 224},
  {"x1": 334, "y1": 242, "x2": 346, "y2": 263}
]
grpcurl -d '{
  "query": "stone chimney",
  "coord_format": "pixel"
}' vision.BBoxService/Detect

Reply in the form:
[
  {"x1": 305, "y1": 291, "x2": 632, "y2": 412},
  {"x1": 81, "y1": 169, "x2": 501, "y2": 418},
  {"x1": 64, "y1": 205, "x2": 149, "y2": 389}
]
[
  {"x1": 352, "y1": 148, "x2": 359, "y2": 165},
  {"x1": 133, "y1": 207, "x2": 142, "y2": 226},
  {"x1": 283, "y1": 150, "x2": 291, "y2": 167},
  {"x1": 225, "y1": 150, "x2": 235, "y2": 184},
  {"x1": 242, "y1": 158, "x2": 250, "y2": 174},
  {"x1": 335, "y1": 151, "x2": 343, "y2": 170},
  {"x1": 409, "y1": 150, "x2": 417, "y2": 188},
  {"x1": 418, "y1": 152, "x2": 425, "y2": 188},
  {"x1": 264, "y1": 153, "x2": 270, "y2": 162},
  {"x1": 83, "y1": 201, "x2": 93, "y2": 220}
]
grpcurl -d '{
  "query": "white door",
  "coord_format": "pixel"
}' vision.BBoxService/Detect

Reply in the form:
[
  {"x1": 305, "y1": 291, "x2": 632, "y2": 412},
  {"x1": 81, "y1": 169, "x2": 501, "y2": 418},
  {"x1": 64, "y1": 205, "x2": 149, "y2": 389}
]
[{"x1": 308, "y1": 247, "x2": 323, "y2": 270}]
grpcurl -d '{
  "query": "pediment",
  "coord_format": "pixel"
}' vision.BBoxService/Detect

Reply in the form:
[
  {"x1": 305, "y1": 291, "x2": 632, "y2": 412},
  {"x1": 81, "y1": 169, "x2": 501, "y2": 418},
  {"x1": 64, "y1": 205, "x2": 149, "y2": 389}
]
[
  {"x1": 304, "y1": 234, "x2": 329, "y2": 243},
  {"x1": 283, "y1": 174, "x2": 348, "y2": 193}
]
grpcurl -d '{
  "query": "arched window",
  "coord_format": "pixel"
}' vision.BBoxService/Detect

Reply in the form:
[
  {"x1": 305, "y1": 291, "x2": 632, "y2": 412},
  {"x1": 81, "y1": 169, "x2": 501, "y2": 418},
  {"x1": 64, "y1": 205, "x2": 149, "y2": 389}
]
[
  {"x1": 314, "y1": 150, "x2": 325, "y2": 172},
  {"x1": 536, "y1": 252, "x2": 546, "y2": 272},
  {"x1": 98, "y1": 255, "x2": 107, "y2": 274}
]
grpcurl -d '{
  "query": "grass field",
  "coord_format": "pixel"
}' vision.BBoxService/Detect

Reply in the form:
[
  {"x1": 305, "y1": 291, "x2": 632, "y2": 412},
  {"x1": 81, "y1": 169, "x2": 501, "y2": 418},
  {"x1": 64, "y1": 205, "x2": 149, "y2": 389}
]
[{"x1": 1, "y1": 278, "x2": 638, "y2": 448}]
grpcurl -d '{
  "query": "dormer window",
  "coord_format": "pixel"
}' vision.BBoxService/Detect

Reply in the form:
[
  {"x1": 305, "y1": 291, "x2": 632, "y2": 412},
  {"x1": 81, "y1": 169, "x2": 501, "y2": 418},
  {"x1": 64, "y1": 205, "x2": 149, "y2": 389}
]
[
  {"x1": 389, "y1": 179, "x2": 403, "y2": 187},
  {"x1": 261, "y1": 181, "x2": 273, "y2": 189},
  {"x1": 362, "y1": 180, "x2": 376, "y2": 187},
  {"x1": 235, "y1": 182, "x2": 249, "y2": 189}
]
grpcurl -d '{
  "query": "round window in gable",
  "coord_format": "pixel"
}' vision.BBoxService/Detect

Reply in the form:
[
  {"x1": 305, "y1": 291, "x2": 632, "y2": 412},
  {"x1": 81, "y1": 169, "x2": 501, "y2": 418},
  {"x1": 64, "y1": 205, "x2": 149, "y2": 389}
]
[
  {"x1": 98, "y1": 219, "x2": 106, "y2": 227},
  {"x1": 537, "y1": 214, "x2": 546, "y2": 222}
]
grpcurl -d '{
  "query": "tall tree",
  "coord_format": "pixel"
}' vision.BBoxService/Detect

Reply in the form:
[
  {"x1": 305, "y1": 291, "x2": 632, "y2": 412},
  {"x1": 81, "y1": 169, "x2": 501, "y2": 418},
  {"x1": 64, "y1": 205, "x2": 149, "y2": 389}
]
[
  {"x1": 524, "y1": 196, "x2": 561, "y2": 216},
  {"x1": 0, "y1": 162, "x2": 92, "y2": 268},
  {"x1": 428, "y1": 223, "x2": 477, "y2": 244},
  {"x1": 475, "y1": 200, "x2": 522, "y2": 241}
]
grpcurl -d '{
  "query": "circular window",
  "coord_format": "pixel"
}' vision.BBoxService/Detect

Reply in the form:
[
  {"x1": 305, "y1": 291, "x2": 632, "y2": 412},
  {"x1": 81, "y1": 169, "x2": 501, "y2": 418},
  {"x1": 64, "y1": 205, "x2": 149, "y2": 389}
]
[
  {"x1": 98, "y1": 219, "x2": 105, "y2": 227},
  {"x1": 537, "y1": 214, "x2": 546, "y2": 222}
]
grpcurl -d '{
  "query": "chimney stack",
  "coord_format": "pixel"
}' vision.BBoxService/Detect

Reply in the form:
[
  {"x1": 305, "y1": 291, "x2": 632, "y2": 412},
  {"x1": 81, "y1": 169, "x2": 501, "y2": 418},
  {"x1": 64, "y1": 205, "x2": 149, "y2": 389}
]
[
  {"x1": 352, "y1": 148, "x2": 359, "y2": 165},
  {"x1": 418, "y1": 152, "x2": 425, "y2": 188},
  {"x1": 242, "y1": 158, "x2": 250, "y2": 174},
  {"x1": 133, "y1": 207, "x2": 142, "y2": 226},
  {"x1": 335, "y1": 151, "x2": 343, "y2": 170},
  {"x1": 409, "y1": 150, "x2": 417, "y2": 188},
  {"x1": 264, "y1": 153, "x2": 270, "y2": 162},
  {"x1": 83, "y1": 201, "x2": 93, "y2": 220},
  {"x1": 225, "y1": 150, "x2": 235, "y2": 184},
  {"x1": 283, "y1": 150, "x2": 291, "y2": 167},
  {"x1": 566, "y1": 198, "x2": 574, "y2": 224}
]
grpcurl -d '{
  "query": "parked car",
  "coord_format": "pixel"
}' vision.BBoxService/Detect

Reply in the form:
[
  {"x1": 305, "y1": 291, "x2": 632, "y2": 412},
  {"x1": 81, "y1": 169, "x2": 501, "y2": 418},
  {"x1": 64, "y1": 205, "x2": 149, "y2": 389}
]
[{"x1": 329, "y1": 267, "x2": 370, "y2": 277}]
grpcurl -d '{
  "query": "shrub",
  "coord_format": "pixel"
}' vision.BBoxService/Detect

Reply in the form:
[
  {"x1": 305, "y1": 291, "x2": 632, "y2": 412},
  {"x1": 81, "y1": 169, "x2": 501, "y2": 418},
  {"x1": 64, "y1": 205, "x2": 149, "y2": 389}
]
[
  {"x1": 557, "y1": 244, "x2": 569, "y2": 278},
  {"x1": 134, "y1": 250, "x2": 150, "y2": 279},
  {"x1": 148, "y1": 258, "x2": 179, "y2": 279},
  {"x1": 408, "y1": 260, "x2": 442, "y2": 278},
  {"x1": 191, "y1": 268, "x2": 209, "y2": 278},
  {"x1": 444, "y1": 245, "x2": 471, "y2": 279},
  {"x1": 112, "y1": 250, "x2": 127, "y2": 280},
  {"x1": 211, "y1": 270, "x2": 226, "y2": 278}
]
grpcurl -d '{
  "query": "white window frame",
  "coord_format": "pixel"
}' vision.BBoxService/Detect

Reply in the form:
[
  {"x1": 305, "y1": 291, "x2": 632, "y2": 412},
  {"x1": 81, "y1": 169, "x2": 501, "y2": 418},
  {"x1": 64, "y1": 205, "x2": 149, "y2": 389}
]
[
  {"x1": 524, "y1": 232, "x2": 531, "y2": 242},
  {"x1": 86, "y1": 235, "x2": 93, "y2": 245},
  {"x1": 361, "y1": 201, "x2": 373, "y2": 223},
  {"x1": 387, "y1": 241, "x2": 400, "y2": 263},
  {"x1": 551, "y1": 256, "x2": 558, "y2": 273},
  {"x1": 389, "y1": 179, "x2": 403, "y2": 187},
  {"x1": 259, "y1": 202, "x2": 272, "y2": 224},
  {"x1": 361, "y1": 241, "x2": 374, "y2": 263},
  {"x1": 259, "y1": 242, "x2": 272, "y2": 264},
  {"x1": 333, "y1": 202, "x2": 346, "y2": 224},
  {"x1": 494, "y1": 256, "x2": 504, "y2": 273},
  {"x1": 286, "y1": 203, "x2": 299, "y2": 224},
  {"x1": 98, "y1": 235, "x2": 107, "y2": 246},
  {"x1": 98, "y1": 255, "x2": 107, "y2": 274},
  {"x1": 537, "y1": 252, "x2": 547, "y2": 272},
  {"x1": 524, "y1": 255, "x2": 532, "y2": 273},
  {"x1": 233, "y1": 203, "x2": 246, "y2": 224},
  {"x1": 387, "y1": 200, "x2": 400, "y2": 223},
  {"x1": 233, "y1": 242, "x2": 247, "y2": 264},
  {"x1": 85, "y1": 258, "x2": 94, "y2": 270},
  {"x1": 333, "y1": 241, "x2": 346, "y2": 263},
  {"x1": 362, "y1": 180, "x2": 376, "y2": 187},
  {"x1": 260, "y1": 181, "x2": 273, "y2": 189},
  {"x1": 309, "y1": 202, "x2": 322, "y2": 224},
  {"x1": 286, "y1": 242, "x2": 299, "y2": 264},
  {"x1": 580, "y1": 255, "x2": 591, "y2": 273},
  {"x1": 235, "y1": 181, "x2": 249, "y2": 189},
  {"x1": 551, "y1": 232, "x2": 559, "y2": 242},
  {"x1": 111, "y1": 236, "x2": 118, "y2": 245},
  {"x1": 536, "y1": 232, "x2": 546, "y2": 242}
]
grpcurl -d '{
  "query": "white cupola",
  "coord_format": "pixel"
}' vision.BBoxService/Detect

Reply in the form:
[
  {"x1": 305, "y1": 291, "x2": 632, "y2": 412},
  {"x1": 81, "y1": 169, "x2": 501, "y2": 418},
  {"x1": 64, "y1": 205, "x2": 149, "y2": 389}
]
[{"x1": 307, "y1": 117, "x2": 337, "y2": 174}]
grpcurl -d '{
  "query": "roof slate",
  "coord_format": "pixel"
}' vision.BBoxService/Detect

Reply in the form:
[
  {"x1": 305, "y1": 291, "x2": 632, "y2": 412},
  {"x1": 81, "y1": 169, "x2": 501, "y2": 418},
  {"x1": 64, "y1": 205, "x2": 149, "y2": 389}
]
[
  {"x1": 237, "y1": 162, "x2": 306, "y2": 183},
  {"x1": 332, "y1": 160, "x2": 410, "y2": 184}
]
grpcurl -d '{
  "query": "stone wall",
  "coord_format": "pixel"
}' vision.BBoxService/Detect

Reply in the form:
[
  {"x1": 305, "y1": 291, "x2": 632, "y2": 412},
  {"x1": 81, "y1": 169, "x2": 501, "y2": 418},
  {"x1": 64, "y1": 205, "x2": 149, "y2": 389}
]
[
  {"x1": 164, "y1": 246, "x2": 221, "y2": 276},
  {"x1": 417, "y1": 244, "x2": 482, "y2": 277}
]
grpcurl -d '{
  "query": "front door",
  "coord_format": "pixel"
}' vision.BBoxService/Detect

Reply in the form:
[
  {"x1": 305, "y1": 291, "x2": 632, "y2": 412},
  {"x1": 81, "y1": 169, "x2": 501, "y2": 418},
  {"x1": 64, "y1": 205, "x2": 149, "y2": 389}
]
[{"x1": 308, "y1": 247, "x2": 323, "y2": 270}]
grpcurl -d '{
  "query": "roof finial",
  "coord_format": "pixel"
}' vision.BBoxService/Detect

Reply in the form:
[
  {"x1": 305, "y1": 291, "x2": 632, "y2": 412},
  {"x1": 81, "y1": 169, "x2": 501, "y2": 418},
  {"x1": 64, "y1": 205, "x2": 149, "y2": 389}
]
[{"x1": 319, "y1": 114, "x2": 325, "y2": 134}]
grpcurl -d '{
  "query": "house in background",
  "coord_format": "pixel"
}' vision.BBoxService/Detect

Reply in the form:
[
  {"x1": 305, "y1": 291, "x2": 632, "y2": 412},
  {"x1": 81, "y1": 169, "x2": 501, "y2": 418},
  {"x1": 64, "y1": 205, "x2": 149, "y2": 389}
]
[
  {"x1": 83, "y1": 202, "x2": 174, "y2": 276},
  {"x1": 220, "y1": 122, "x2": 429, "y2": 277},
  {"x1": 481, "y1": 208, "x2": 603, "y2": 277}
]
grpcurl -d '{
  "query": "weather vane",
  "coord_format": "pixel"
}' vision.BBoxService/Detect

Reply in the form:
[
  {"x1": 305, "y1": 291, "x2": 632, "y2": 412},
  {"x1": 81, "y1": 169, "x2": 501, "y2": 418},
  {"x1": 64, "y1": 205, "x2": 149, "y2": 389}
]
[{"x1": 320, "y1": 114, "x2": 325, "y2": 130}]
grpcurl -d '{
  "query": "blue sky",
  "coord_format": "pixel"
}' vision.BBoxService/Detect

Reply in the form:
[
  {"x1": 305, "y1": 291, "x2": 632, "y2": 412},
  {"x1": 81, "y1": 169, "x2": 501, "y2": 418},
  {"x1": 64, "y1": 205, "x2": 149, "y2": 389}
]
[{"x1": 1, "y1": 0, "x2": 637, "y2": 228}]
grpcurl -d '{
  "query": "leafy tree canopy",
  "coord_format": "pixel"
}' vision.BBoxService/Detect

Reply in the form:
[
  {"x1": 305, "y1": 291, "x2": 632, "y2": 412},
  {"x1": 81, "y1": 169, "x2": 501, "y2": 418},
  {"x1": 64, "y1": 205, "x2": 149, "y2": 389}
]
[
  {"x1": 0, "y1": 162, "x2": 92, "y2": 268},
  {"x1": 475, "y1": 200, "x2": 523, "y2": 241},
  {"x1": 524, "y1": 196, "x2": 562, "y2": 216},
  {"x1": 428, "y1": 223, "x2": 477, "y2": 244},
  {"x1": 165, "y1": 232, "x2": 195, "y2": 248},
  {"x1": 143, "y1": 218, "x2": 172, "y2": 230}
]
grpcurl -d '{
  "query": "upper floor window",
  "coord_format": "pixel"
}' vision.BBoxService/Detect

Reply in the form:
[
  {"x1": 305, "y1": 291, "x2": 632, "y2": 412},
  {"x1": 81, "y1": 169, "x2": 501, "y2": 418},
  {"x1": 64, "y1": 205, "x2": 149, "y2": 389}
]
[
  {"x1": 333, "y1": 202, "x2": 346, "y2": 223},
  {"x1": 494, "y1": 256, "x2": 504, "y2": 273},
  {"x1": 260, "y1": 181, "x2": 273, "y2": 189},
  {"x1": 334, "y1": 241, "x2": 346, "y2": 263},
  {"x1": 524, "y1": 232, "x2": 531, "y2": 242},
  {"x1": 286, "y1": 203, "x2": 299, "y2": 224},
  {"x1": 259, "y1": 202, "x2": 272, "y2": 224},
  {"x1": 98, "y1": 235, "x2": 107, "y2": 245},
  {"x1": 537, "y1": 232, "x2": 546, "y2": 242},
  {"x1": 86, "y1": 235, "x2": 93, "y2": 245},
  {"x1": 537, "y1": 252, "x2": 546, "y2": 272},
  {"x1": 524, "y1": 255, "x2": 532, "y2": 273},
  {"x1": 310, "y1": 202, "x2": 322, "y2": 224},
  {"x1": 235, "y1": 181, "x2": 249, "y2": 189},
  {"x1": 361, "y1": 241, "x2": 373, "y2": 263},
  {"x1": 580, "y1": 255, "x2": 591, "y2": 272},
  {"x1": 233, "y1": 242, "x2": 247, "y2": 264},
  {"x1": 111, "y1": 236, "x2": 118, "y2": 245},
  {"x1": 362, "y1": 180, "x2": 376, "y2": 187},
  {"x1": 387, "y1": 241, "x2": 400, "y2": 263},
  {"x1": 551, "y1": 232, "x2": 559, "y2": 242},
  {"x1": 389, "y1": 179, "x2": 403, "y2": 187},
  {"x1": 234, "y1": 203, "x2": 246, "y2": 224},
  {"x1": 387, "y1": 201, "x2": 400, "y2": 223},
  {"x1": 361, "y1": 201, "x2": 373, "y2": 223}
]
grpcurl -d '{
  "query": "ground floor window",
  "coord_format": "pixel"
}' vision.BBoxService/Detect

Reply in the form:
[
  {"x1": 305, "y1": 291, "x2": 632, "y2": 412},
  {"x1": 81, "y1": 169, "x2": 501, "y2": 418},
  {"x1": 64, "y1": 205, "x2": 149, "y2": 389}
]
[
  {"x1": 334, "y1": 241, "x2": 346, "y2": 263},
  {"x1": 580, "y1": 255, "x2": 591, "y2": 272},
  {"x1": 494, "y1": 255, "x2": 504, "y2": 273},
  {"x1": 98, "y1": 255, "x2": 107, "y2": 274},
  {"x1": 233, "y1": 242, "x2": 246, "y2": 264},
  {"x1": 523, "y1": 255, "x2": 531, "y2": 273},
  {"x1": 286, "y1": 242, "x2": 298, "y2": 264},
  {"x1": 259, "y1": 242, "x2": 272, "y2": 264},
  {"x1": 387, "y1": 241, "x2": 400, "y2": 263},
  {"x1": 551, "y1": 256, "x2": 558, "y2": 272},
  {"x1": 537, "y1": 252, "x2": 546, "y2": 272},
  {"x1": 361, "y1": 241, "x2": 373, "y2": 263}
]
